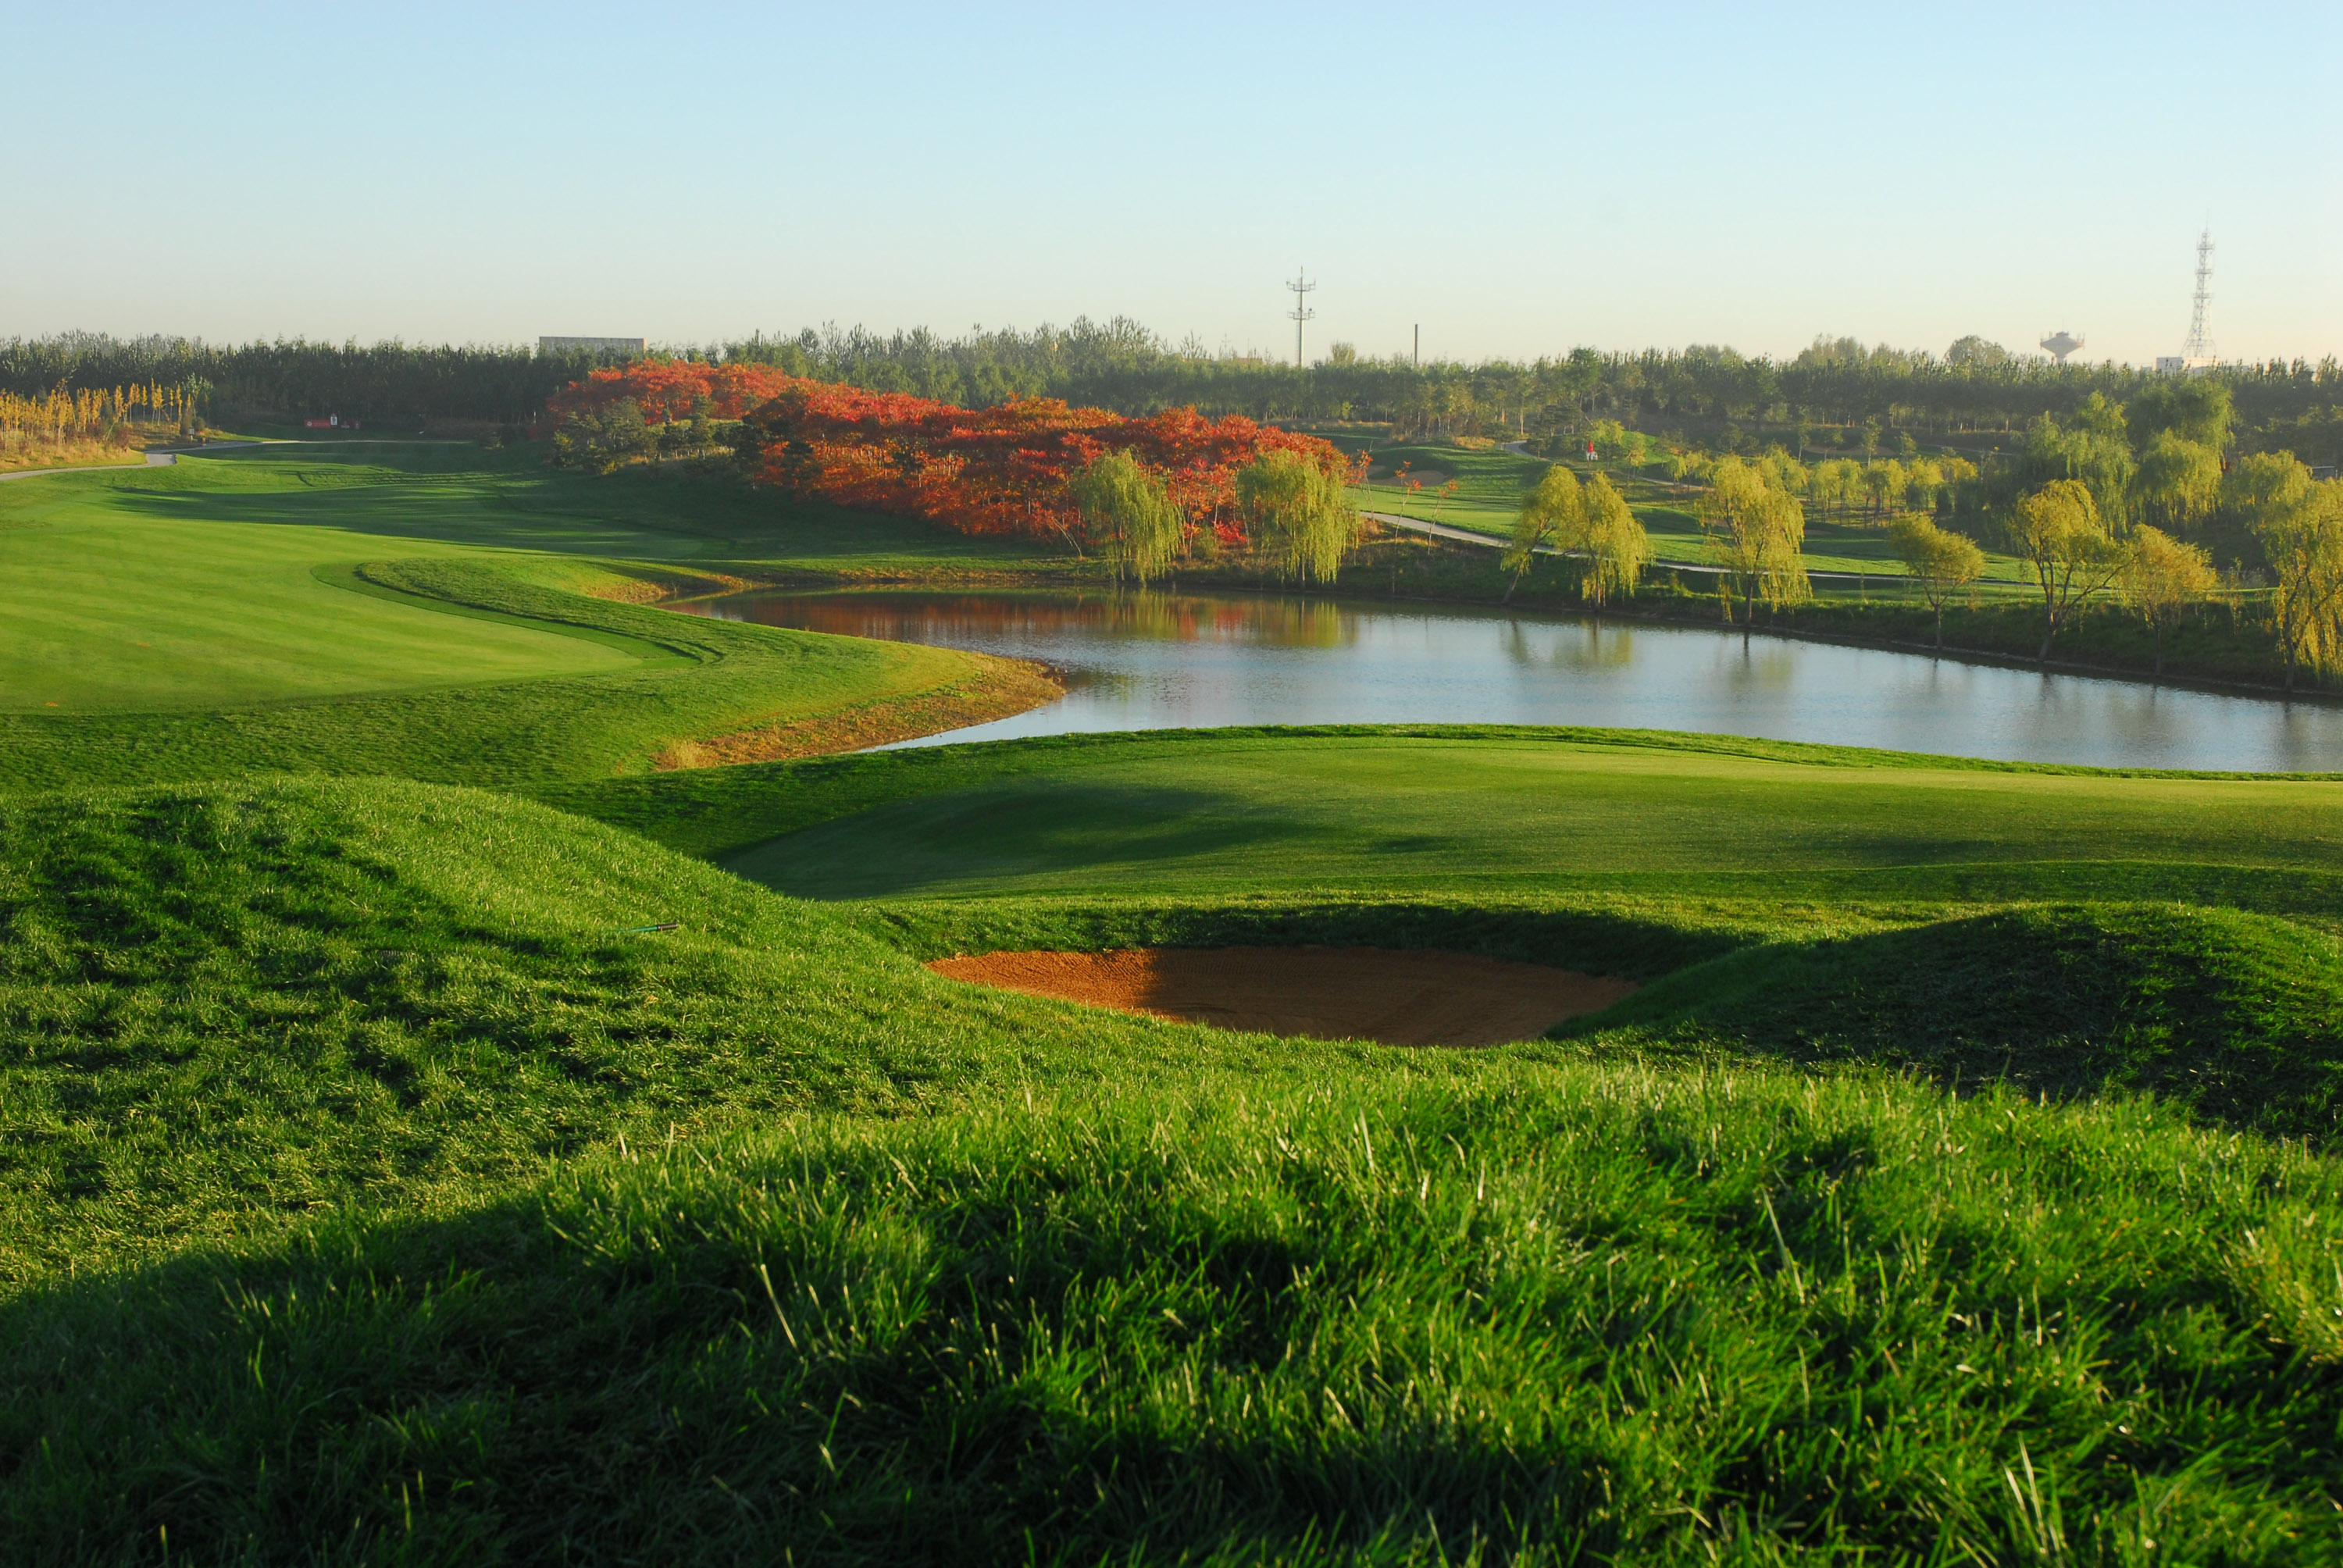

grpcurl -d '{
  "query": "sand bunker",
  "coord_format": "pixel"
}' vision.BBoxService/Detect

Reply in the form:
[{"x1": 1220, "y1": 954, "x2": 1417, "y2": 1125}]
[{"x1": 927, "y1": 946, "x2": 1636, "y2": 1047}]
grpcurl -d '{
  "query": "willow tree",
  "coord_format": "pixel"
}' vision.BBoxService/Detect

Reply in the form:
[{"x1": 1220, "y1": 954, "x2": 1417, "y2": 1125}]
[
  {"x1": 1698, "y1": 456, "x2": 1809, "y2": 643},
  {"x1": 1888, "y1": 515, "x2": 1986, "y2": 648},
  {"x1": 2006, "y1": 479, "x2": 2124, "y2": 666},
  {"x1": 2221, "y1": 452, "x2": 2313, "y2": 540},
  {"x1": 1502, "y1": 465, "x2": 1585, "y2": 602},
  {"x1": 1072, "y1": 450, "x2": 1182, "y2": 584},
  {"x1": 2255, "y1": 479, "x2": 2343, "y2": 691},
  {"x1": 2114, "y1": 526, "x2": 2215, "y2": 679},
  {"x1": 1236, "y1": 451, "x2": 1357, "y2": 583},
  {"x1": 2132, "y1": 431, "x2": 2224, "y2": 536},
  {"x1": 1580, "y1": 472, "x2": 1649, "y2": 610}
]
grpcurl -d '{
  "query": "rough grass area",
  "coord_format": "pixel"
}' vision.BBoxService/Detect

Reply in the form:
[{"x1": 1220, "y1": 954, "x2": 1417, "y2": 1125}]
[
  {"x1": 1571, "y1": 902, "x2": 2343, "y2": 1142},
  {"x1": 2, "y1": 775, "x2": 2341, "y2": 1562},
  {"x1": 0, "y1": 778, "x2": 1305, "y2": 1282},
  {"x1": 9, "y1": 1075, "x2": 2341, "y2": 1564}
]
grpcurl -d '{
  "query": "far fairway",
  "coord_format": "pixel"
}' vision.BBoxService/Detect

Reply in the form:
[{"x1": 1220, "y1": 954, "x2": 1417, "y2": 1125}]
[
  {"x1": 692, "y1": 728, "x2": 2343, "y2": 911},
  {"x1": 0, "y1": 449, "x2": 1059, "y2": 788},
  {"x1": 0, "y1": 515, "x2": 645, "y2": 711}
]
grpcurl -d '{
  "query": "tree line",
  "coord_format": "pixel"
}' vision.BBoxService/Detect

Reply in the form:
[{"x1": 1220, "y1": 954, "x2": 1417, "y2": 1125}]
[
  {"x1": 6, "y1": 326, "x2": 2338, "y2": 461},
  {"x1": 1621, "y1": 376, "x2": 2343, "y2": 686},
  {"x1": 0, "y1": 333, "x2": 638, "y2": 429}
]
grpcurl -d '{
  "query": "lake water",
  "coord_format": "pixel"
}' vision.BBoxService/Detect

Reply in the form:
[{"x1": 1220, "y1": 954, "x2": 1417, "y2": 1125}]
[{"x1": 676, "y1": 588, "x2": 2343, "y2": 772}]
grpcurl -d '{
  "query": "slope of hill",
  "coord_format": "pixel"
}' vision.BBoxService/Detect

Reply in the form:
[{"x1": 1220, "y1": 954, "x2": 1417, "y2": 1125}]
[{"x1": 2, "y1": 775, "x2": 2341, "y2": 1561}]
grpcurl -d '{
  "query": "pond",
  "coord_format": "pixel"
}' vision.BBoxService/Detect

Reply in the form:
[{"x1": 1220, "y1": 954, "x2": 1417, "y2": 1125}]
[{"x1": 674, "y1": 588, "x2": 2343, "y2": 772}]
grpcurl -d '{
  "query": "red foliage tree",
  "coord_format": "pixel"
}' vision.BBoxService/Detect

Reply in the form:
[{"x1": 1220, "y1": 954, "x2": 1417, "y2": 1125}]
[
  {"x1": 544, "y1": 360, "x2": 799, "y2": 424},
  {"x1": 544, "y1": 359, "x2": 1360, "y2": 548},
  {"x1": 729, "y1": 374, "x2": 1356, "y2": 545}
]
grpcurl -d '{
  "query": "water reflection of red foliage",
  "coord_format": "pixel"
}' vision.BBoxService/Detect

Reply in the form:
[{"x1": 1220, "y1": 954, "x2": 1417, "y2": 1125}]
[
  {"x1": 547, "y1": 362, "x2": 1357, "y2": 547},
  {"x1": 699, "y1": 593, "x2": 1357, "y2": 652}
]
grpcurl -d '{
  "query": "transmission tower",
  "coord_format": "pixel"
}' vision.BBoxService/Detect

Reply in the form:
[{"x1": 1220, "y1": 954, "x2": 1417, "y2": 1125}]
[
  {"x1": 1286, "y1": 267, "x2": 1316, "y2": 368},
  {"x1": 2182, "y1": 229, "x2": 2216, "y2": 362}
]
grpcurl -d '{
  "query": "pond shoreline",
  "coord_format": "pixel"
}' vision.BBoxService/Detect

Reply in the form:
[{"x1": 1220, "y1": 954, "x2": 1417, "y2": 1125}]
[
  {"x1": 667, "y1": 581, "x2": 2343, "y2": 772},
  {"x1": 668, "y1": 553, "x2": 2341, "y2": 714}
]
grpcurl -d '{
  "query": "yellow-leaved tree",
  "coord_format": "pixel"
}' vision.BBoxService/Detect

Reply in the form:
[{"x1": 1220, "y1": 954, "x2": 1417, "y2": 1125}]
[
  {"x1": 2254, "y1": 479, "x2": 2343, "y2": 691},
  {"x1": 1580, "y1": 472, "x2": 1649, "y2": 611},
  {"x1": 1888, "y1": 516, "x2": 1987, "y2": 649},
  {"x1": 2117, "y1": 525, "x2": 2216, "y2": 679},
  {"x1": 1502, "y1": 465, "x2": 1585, "y2": 603},
  {"x1": 2006, "y1": 479, "x2": 2125, "y2": 666},
  {"x1": 1698, "y1": 456, "x2": 1809, "y2": 643},
  {"x1": 1236, "y1": 451, "x2": 1358, "y2": 584}
]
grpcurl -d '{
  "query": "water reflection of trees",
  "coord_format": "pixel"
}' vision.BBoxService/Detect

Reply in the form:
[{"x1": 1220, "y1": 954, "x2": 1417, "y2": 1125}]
[
  {"x1": 681, "y1": 589, "x2": 2343, "y2": 771},
  {"x1": 713, "y1": 588, "x2": 1361, "y2": 651},
  {"x1": 1500, "y1": 618, "x2": 1635, "y2": 671}
]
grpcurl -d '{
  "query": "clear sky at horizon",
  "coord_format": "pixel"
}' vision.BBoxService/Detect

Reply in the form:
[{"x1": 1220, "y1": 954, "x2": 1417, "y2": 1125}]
[{"x1": 7, "y1": 2, "x2": 2337, "y2": 368}]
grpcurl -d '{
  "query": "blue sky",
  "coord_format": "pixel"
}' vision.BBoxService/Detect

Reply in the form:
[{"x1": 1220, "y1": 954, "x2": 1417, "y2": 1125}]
[{"x1": 8, "y1": 2, "x2": 2337, "y2": 365}]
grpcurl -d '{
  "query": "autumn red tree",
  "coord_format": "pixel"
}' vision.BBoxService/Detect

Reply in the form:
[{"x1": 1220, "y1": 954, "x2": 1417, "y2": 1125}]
[{"x1": 546, "y1": 360, "x2": 1358, "y2": 552}]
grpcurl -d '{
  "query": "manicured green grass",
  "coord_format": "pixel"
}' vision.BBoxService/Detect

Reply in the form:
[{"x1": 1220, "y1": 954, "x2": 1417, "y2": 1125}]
[
  {"x1": 622, "y1": 729, "x2": 2343, "y2": 915},
  {"x1": 0, "y1": 493, "x2": 637, "y2": 713},
  {"x1": 0, "y1": 452, "x2": 1052, "y2": 791},
  {"x1": 1353, "y1": 440, "x2": 1545, "y2": 538},
  {"x1": 93, "y1": 440, "x2": 1070, "y2": 572},
  {"x1": 4, "y1": 774, "x2": 2342, "y2": 1561}
]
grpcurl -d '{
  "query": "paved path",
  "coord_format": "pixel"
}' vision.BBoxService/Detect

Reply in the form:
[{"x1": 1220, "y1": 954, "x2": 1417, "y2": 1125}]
[
  {"x1": 0, "y1": 436, "x2": 471, "y2": 484},
  {"x1": 1366, "y1": 508, "x2": 1913, "y2": 587},
  {"x1": 0, "y1": 451, "x2": 180, "y2": 483}
]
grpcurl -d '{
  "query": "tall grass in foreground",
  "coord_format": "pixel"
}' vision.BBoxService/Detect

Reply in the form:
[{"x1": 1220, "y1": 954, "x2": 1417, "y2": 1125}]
[{"x1": 6, "y1": 1070, "x2": 2339, "y2": 1563}]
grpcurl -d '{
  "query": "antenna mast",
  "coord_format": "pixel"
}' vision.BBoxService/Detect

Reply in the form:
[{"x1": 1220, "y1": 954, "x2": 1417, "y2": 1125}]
[
  {"x1": 2182, "y1": 229, "x2": 2216, "y2": 362},
  {"x1": 1286, "y1": 267, "x2": 1316, "y2": 368}
]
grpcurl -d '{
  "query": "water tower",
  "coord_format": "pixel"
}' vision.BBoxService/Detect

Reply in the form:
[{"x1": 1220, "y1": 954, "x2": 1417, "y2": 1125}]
[{"x1": 2039, "y1": 330, "x2": 2084, "y2": 365}]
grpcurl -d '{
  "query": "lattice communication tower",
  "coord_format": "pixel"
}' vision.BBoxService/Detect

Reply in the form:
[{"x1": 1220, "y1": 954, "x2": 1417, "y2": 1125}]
[
  {"x1": 1286, "y1": 268, "x2": 1316, "y2": 368},
  {"x1": 2182, "y1": 229, "x2": 2216, "y2": 362}
]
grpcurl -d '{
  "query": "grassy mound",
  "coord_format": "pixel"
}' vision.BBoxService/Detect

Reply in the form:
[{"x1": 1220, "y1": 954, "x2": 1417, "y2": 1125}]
[
  {"x1": 0, "y1": 777, "x2": 1268, "y2": 1281},
  {"x1": 3, "y1": 776, "x2": 2342, "y2": 1559},
  {"x1": 1588, "y1": 903, "x2": 2343, "y2": 1141}
]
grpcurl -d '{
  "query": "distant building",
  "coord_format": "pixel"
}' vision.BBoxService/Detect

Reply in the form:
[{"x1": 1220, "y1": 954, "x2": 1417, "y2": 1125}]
[
  {"x1": 2155, "y1": 355, "x2": 2217, "y2": 374},
  {"x1": 538, "y1": 337, "x2": 645, "y2": 356}
]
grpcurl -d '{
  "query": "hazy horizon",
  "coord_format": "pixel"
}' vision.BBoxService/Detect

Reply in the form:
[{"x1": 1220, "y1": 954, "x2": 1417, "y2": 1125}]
[{"x1": 10, "y1": 2, "x2": 2337, "y2": 368}]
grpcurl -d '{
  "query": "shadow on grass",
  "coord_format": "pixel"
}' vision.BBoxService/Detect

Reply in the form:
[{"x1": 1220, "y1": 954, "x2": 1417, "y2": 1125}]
[
  {"x1": 854, "y1": 895, "x2": 1740, "y2": 983},
  {"x1": 8, "y1": 1078, "x2": 2331, "y2": 1565},
  {"x1": 735, "y1": 782, "x2": 1328, "y2": 899},
  {"x1": 1566, "y1": 901, "x2": 2343, "y2": 1143},
  {"x1": 0, "y1": 1152, "x2": 1621, "y2": 1564}
]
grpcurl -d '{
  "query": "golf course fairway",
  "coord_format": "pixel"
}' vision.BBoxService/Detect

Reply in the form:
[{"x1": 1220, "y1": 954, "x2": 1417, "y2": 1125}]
[
  {"x1": 2, "y1": 444, "x2": 2340, "y2": 1563},
  {"x1": 0, "y1": 449, "x2": 1058, "y2": 786}
]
